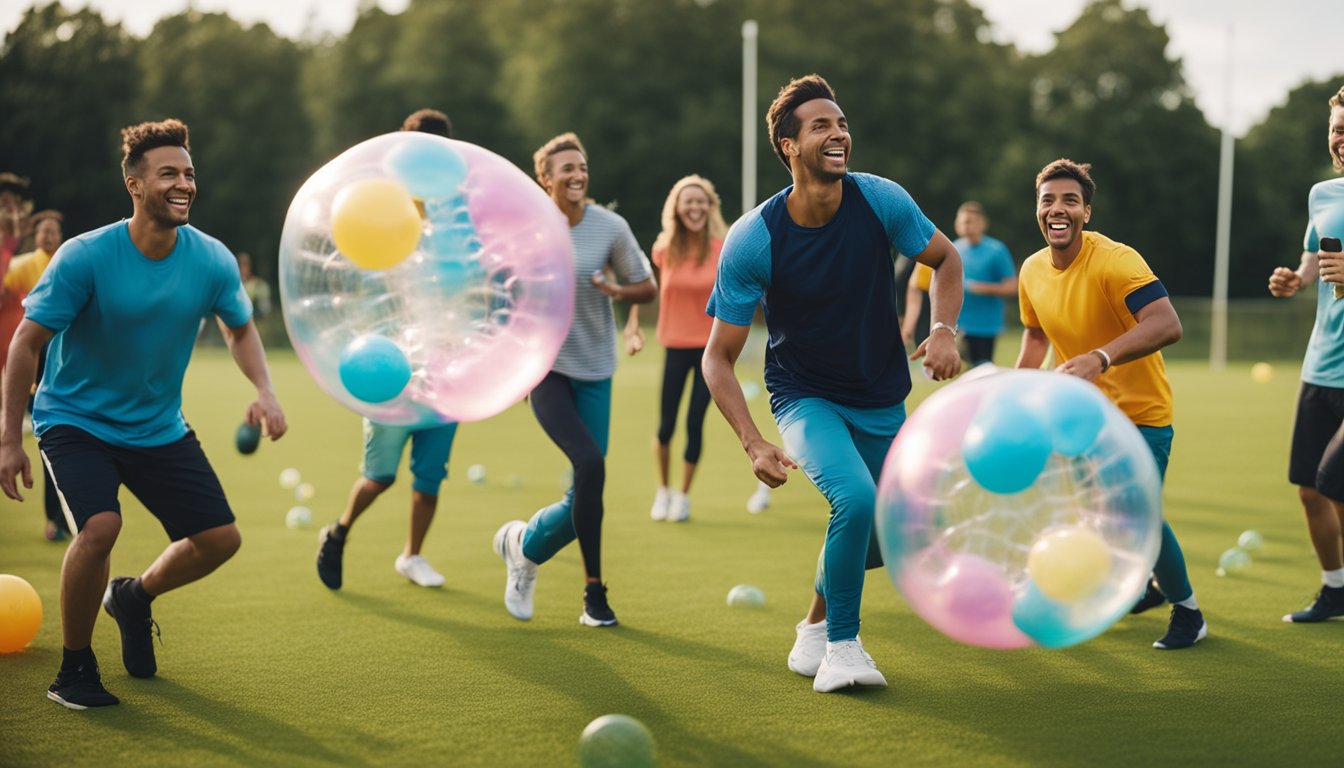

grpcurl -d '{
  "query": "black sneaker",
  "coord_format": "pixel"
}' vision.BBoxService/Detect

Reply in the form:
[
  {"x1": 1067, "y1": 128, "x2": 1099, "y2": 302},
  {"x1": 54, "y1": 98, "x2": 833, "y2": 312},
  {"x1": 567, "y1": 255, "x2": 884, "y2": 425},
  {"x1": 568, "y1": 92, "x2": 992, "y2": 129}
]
[
  {"x1": 1153, "y1": 604, "x2": 1207, "y2": 650},
  {"x1": 47, "y1": 661, "x2": 120, "y2": 710},
  {"x1": 316, "y1": 524, "x2": 346, "y2": 590},
  {"x1": 102, "y1": 577, "x2": 160, "y2": 678},
  {"x1": 1130, "y1": 578, "x2": 1167, "y2": 614},
  {"x1": 579, "y1": 583, "x2": 618, "y2": 627},
  {"x1": 1283, "y1": 584, "x2": 1344, "y2": 623}
]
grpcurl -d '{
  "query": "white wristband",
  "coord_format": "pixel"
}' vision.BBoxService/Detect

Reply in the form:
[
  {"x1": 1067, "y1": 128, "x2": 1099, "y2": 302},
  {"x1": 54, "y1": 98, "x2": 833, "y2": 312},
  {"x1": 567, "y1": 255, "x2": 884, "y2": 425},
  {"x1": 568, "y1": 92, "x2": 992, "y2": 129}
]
[
  {"x1": 930, "y1": 322, "x2": 958, "y2": 337},
  {"x1": 1089, "y1": 348, "x2": 1111, "y2": 372}
]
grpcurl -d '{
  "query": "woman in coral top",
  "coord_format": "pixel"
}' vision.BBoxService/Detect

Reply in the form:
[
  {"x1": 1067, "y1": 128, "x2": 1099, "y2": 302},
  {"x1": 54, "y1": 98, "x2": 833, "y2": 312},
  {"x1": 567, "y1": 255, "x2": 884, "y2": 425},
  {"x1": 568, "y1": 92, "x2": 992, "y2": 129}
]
[{"x1": 627, "y1": 175, "x2": 728, "y2": 522}]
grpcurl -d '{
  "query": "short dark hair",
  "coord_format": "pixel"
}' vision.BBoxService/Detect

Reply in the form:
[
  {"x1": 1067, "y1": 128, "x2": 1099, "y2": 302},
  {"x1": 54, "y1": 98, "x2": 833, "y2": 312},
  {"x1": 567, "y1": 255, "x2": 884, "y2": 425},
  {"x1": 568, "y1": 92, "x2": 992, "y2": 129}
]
[
  {"x1": 1035, "y1": 158, "x2": 1096, "y2": 206},
  {"x1": 401, "y1": 108, "x2": 452, "y2": 137},
  {"x1": 532, "y1": 132, "x2": 587, "y2": 180},
  {"x1": 121, "y1": 119, "x2": 190, "y2": 178},
  {"x1": 766, "y1": 74, "x2": 838, "y2": 171},
  {"x1": 0, "y1": 172, "x2": 31, "y2": 198},
  {"x1": 31, "y1": 209, "x2": 62, "y2": 227}
]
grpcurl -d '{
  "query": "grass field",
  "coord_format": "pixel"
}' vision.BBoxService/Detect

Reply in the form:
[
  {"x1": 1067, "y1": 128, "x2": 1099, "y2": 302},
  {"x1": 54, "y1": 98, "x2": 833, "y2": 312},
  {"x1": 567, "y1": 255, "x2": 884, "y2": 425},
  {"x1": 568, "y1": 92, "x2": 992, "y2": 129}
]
[{"x1": 0, "y1": 340, "x2": 1338, "y2": 768}]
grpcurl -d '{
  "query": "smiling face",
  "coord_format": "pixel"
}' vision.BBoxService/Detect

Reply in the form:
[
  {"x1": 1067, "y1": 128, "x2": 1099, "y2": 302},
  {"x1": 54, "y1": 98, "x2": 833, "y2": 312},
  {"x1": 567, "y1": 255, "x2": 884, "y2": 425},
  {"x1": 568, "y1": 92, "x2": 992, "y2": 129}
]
[
  {"x1": 675, "y1": 184, "x2": 710, "y2": 234},
  {"x1": 128, "y1": 145, "x2": 195, "y2": 228},
  {"x1": 1036, "y1": 178, "x2": 1090, "y2": 256},
  {"x1": 540, "y1": 148, "x2": 588, "y2": 210},
  {"x1": 781, "y1": 98, "x2": 850, "y2": 183}
]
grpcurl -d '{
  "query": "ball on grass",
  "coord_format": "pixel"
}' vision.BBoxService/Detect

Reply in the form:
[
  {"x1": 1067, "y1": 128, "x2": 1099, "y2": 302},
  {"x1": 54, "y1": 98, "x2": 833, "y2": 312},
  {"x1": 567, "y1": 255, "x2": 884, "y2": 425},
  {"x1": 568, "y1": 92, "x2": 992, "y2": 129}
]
[
  {"x1": 1237, "y1": 530, "x2": 1264, "y2": 551},
  {"x1": 726, "y1": 584, "x2": 766, "y2": 608},
  {"x1": 1250, "y1": 362, "x2": 1274, "y2": 384},
  {"x1": 295, "y1": 482, "x2": 316, "y2": 502},
  {"x1": 1216, "y1": 546, "x2": 1251, "y2": 576},
  {"x1": 286, "y1": 506, "x2": 313, "y2": 530},
  {"x1": 279, "y1": 468, "x2": 302, "y2": 490},
  {"x1": 579, "y1": 714, "x2": 654, "y2": 768},
  {"x1": 0, "y1": 574, "x2": 42, "y2": 653},
  {"x1": 466, "y1": 464, "x2": 487, "y2": 484}
]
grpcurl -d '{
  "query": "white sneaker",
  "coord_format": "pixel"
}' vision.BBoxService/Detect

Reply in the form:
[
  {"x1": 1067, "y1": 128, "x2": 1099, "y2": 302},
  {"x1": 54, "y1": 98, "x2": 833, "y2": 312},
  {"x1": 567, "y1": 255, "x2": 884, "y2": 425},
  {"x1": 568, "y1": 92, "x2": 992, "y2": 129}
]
[
  {"x1": 788, "y1": 619, "x2": 828, "y2": 676},
  {"x1": 813, "y1": 638, "x2": 888, "y2": 693},
  {"x1": 746, "y1": 482, "x2": 772, "y2": 514},
  {"x1": 492, "y1": 521, "x2": 537, "y2": 620},
  {"x1": 395, "y1": 554, "x2": 445, "y2": 588},
  {"x1": 650, "y1": 487, "x2": 671, "y2": 521},
  {"x1": 667, "y1": 491, "x2": 690, "y2": 522}
]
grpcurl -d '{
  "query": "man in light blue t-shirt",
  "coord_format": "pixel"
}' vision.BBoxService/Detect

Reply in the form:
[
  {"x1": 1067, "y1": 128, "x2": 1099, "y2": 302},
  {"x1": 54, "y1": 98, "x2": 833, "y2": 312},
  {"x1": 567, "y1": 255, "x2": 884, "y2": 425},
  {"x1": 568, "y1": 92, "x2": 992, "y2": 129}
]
[
  {"x1": 903, "y1": 201, "x2": 1016, "y2": 366},
  {"x1": 0, "y1": 119, "x2": 288, "y2": 710},
  {"x1": 704, "y1": 74, "x2": 962, "y2": 693},
  {"x1": 1267, "y1": 84, "x2": 1344, "y2": 624}
]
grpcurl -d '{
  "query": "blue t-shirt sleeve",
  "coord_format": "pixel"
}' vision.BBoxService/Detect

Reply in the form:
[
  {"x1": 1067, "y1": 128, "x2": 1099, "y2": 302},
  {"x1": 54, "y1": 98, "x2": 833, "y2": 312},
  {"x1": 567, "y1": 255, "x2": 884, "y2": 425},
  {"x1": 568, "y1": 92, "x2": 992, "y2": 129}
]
[
  {"x1": 1304, "y1": 219, "x2": 1318, "y2": 253},
  {"x1": 851, "y1": 173, "x2": 935, "y2": 257},
  {"x1": 22, "y1": 239, "x2": 94, "y2": 334},
  {"x1": 212, "y1": 243, "x2": 253, "y2": 328},
  {"x1": 706, "y1": 213, "x2": 771, "y2": 326}
]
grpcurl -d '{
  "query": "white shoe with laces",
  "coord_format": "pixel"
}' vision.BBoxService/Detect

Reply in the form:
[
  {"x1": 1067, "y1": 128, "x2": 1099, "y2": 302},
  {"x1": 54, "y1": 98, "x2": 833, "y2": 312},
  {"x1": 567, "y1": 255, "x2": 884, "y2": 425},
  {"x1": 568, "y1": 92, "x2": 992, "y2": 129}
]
[
  {"x1": 667, "y1": 491, "x2": 690, "y2": 522},
  {"x1": 788, "y1": 619, "x2": 828, "y2": 676},
  {"x1": 394, "y1": 554, "x2": 445, "y2": 588},
  {"x1": 813, "y1": 638, "x2": 887, "y2": 693},
  {"x1": 746, "y1": 482, "x2": 772, "y2": 514},
  {"x1": 650, "y1": 487, "x2": 671, "y2": 521},
  {"x1": 493, "y1": 521, "x2": 538, "y2": 620}
]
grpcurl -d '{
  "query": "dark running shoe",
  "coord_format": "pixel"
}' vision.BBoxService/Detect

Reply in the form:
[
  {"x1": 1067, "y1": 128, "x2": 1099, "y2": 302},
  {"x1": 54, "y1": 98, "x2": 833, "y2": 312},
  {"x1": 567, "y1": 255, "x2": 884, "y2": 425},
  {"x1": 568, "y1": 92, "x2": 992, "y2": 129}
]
[
  {"x1": 1153, "y1": 604, "x2": 1207, "y2": 650},
  {"x1": 47, "y1": 660, "x2": 120, "y2": 710},
  {"x1": 1283, "y1": 585, "x2": 1344, "y2": 623},
  {"x1": 1130, "y1": 578, "x2": 1167, "y2": 615},
  {"x1": 579, "y1": 583, "x2": 618, "y2": 627},
  {"x1": 316, "y1": 524, "x2": 346, "y2": 590},
  {"x1": 102, "y1": 577, "x2": 160, "y2": 678}
]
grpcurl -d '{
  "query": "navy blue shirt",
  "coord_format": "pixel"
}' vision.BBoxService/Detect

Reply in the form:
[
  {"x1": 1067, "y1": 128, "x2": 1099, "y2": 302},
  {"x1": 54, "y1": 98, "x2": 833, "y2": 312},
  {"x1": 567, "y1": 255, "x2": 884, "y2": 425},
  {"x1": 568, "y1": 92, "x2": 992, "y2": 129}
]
[{"x1": 707, "y1": 173, "x2": 935, "y2": 409}]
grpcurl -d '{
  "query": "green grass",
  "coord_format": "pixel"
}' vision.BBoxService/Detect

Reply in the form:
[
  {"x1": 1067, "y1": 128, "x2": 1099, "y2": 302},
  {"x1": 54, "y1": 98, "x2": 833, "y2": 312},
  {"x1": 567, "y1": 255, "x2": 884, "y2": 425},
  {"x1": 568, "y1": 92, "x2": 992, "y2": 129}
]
[{"x1": 0, "y1": 344, "x2": 1336, "y2": 768}]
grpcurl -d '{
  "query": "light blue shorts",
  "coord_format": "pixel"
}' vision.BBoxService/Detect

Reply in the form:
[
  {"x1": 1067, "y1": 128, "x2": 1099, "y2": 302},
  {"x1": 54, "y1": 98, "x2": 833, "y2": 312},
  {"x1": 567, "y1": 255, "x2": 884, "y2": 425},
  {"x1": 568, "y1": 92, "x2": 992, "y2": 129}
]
[{"x1": 361, "y1": 420, "x2": 459, "y2": 495}]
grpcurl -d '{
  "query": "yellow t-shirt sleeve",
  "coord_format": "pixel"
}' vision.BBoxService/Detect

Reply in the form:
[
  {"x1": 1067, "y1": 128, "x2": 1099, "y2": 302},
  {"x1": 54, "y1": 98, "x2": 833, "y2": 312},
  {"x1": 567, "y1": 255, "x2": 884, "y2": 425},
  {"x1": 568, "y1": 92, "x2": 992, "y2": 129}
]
[
  {"x1": 914, "y1": 262, "x2": 933, "y2": 292},
  {"x1": 1103, "y1": 246, "x2": 1159, "y2": 316},
  {"x1": 4, "y1": 253, "x2": 40, "y2": 293}
]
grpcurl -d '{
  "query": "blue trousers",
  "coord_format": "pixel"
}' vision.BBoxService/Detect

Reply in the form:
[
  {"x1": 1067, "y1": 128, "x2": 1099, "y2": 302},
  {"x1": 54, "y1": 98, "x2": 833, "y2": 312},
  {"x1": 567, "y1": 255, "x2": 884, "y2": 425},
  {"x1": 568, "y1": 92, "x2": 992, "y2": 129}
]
[
  {"x1": 776, "y1": 397, "x2": 906, "y2": 643},
  {"x1": 1138, "y1": 424, "x2": 1193, "y2": 603}
]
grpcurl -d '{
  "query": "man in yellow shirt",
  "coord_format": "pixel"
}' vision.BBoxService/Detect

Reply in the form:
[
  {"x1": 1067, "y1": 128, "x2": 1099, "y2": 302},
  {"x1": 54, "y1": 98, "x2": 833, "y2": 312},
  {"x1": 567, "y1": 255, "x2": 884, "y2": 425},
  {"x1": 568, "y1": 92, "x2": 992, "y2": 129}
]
[
  {"x1": 4, "y1": 209, "x2": 65, "y2": 540},
  {"x1": 1015, "y1": 158, "x2": 1206, "y2": 650}
]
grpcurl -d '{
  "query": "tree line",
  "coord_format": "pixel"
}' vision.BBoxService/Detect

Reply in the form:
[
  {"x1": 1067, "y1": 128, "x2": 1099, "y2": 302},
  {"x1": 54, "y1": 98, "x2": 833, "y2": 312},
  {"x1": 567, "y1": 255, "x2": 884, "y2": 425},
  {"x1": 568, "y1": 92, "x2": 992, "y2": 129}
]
[{"x1": 1, "y1": 0, "x2": 1340, "y2": 302}]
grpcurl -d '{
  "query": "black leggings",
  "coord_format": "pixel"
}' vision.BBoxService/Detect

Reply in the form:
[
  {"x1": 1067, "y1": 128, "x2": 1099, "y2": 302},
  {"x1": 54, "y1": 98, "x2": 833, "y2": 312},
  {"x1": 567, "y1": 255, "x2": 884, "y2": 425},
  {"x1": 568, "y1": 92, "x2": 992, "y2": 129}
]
[
  {"x1": 657, "y1": 347, "x2": 712, "y2": 463},
  {"x1": 529, "y1": 371, "x2": 606, "y2": 580}
]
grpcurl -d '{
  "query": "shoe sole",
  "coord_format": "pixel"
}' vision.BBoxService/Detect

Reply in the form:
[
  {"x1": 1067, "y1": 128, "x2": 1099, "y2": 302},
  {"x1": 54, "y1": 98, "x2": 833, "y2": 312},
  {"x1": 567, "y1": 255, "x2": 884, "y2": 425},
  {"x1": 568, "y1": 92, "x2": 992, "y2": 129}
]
[
  {"x1": 1282, "y1": 613, "x2": 1344, "y2": 623},
  {"x1": 579, "y1": 613, "x2": 619, "y2": 627},
  {"x1": 813, "y1": 672, "x2": 888, "y2": 693},
  {"x1": 47, "y1": 690, "x2": 89, "y2": 710},
  {"x1": 102, "y1": 581, "x2": 156, "y2": 679}
]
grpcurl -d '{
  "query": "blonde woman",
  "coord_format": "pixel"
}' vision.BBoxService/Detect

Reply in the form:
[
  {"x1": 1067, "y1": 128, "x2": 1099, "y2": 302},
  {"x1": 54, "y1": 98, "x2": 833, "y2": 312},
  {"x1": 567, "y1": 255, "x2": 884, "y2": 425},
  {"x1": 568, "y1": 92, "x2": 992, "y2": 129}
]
[{"x1": 627, "y1": 176, "x2": 727, "y2": 522}]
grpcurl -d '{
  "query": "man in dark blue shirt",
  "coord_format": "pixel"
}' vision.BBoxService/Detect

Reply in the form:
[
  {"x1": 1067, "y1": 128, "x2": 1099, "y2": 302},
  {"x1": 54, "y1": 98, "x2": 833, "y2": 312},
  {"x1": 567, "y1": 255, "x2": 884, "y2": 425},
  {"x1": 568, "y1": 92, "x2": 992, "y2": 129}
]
[{"x1": 704, "y1": 74, "x2": 962, "y2": 693}]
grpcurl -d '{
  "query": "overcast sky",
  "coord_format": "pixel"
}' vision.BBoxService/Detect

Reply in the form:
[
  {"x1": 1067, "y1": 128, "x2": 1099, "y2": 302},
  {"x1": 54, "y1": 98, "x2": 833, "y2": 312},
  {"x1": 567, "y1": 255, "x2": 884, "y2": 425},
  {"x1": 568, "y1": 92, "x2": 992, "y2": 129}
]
[{"x1": 3, "y1": 0, "x2": 1341, "y2": 136}]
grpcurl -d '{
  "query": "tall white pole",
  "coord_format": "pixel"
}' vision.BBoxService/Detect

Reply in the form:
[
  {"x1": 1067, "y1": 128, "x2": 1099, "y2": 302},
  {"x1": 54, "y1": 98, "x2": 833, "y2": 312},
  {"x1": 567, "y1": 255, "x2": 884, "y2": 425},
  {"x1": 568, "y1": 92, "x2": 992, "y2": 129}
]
[
  {"x1": 741, "y1": 19, "x2": 758, "y2": 217},
  {"x1": 1211, "y1": 24, "x2": 1234, "y2": 370}
]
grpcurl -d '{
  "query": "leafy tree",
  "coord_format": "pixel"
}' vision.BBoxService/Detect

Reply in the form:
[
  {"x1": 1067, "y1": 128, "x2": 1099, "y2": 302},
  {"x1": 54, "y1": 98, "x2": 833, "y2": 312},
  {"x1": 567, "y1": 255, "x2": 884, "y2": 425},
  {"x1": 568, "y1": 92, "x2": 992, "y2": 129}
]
[
  {"x1": 1233, "y1": 77, "x2": 1344, "y2": 293},
  {"x1": 0, "y1": 3, "x2": 137, "y2": 233},
  {"x1": 135, "y1": 11, "x2": 313, "y2": 283}
]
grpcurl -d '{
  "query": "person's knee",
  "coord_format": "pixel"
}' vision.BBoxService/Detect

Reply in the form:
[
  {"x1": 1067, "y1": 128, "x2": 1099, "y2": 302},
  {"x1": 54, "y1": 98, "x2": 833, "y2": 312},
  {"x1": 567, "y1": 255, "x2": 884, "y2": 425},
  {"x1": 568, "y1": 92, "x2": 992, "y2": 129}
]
[
  {"x1": 362, "y1": 477, "x2": 393, "y2": 495},
  {"x1": 195, "y1": 524, "x2": 242, "y2": 562},
  {"x1": 830, "y1": 483, "x2": 876, "y2": 520},
  {"x1": 76, "y1": 512, "x2": 121, "y2": 555},
  {"x1": 572, "y1": 451, "x2": 605, "y2": 489}
]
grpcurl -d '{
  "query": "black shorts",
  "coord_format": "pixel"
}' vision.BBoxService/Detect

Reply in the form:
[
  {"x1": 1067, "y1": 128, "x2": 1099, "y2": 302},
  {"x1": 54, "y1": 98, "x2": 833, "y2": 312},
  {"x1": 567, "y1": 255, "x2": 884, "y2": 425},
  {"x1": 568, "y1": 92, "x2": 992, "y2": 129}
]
[
  {"x1": 37, "y1": 425, "x2": 235, "y2": 541},
  {"x1": 1288, "y1": 383, "x2": 1344, "y2": 500}
]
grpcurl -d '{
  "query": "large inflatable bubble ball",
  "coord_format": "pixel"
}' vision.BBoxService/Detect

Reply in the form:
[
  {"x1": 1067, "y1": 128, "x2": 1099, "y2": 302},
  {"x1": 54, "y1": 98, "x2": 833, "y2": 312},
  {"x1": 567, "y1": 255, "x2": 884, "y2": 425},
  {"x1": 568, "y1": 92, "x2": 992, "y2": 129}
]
[
  {"x1": 280, "y1": 133, "x2": 575, "y2": 425},
  {"x1": 876, "y1": 369, "x2": 1163, "y2": 649}
]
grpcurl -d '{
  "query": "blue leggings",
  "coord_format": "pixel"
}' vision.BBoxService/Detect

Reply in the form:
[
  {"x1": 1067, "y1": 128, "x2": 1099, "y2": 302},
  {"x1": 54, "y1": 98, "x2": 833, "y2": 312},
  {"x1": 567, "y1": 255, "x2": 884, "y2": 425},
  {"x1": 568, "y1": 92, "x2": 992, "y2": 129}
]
[
  {"x1": 1139, "y1": 424, "x2": 1193, "y2": 603},
  {"x1": 521, "y1": 373, "x2": 611, "y2": 581},
  {"x1": 776, "y1": 397, "x2": 905, "y2": 643}
]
